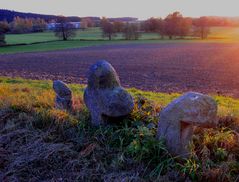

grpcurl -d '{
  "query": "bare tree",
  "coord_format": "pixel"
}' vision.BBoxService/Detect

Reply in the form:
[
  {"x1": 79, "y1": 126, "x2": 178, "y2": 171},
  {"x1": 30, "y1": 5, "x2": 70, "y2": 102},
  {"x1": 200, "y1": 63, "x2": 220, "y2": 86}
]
[
  {"x1": 193, "y1": 17, "x2": 210, "y2": 39},
  {"x1": 100, "y1": 17, "x2": 116, "y2": 40},
  {"x1": 178, "y1": 17, "x2": 192, "y2": 38},
  {"x1": 163, "y1": 12, "x2": 193, "y2": 39},
  {"x1": 0, "y1": 21, "x2": 9, "y2": 46},
  {"x1": 80, "y1": 18, "x2": 94, "y2": 30},
  {"x1": 143, "y1": 17, "x2": 160, "y2": 32},
  {"x1": 157, "y1": 18, "x2": 166, "y2": 39},
  {"x1": 141, "y1": 18, "x2": 167, "y2": 39},
  {"x1": 164, "y1": 12, "x2": 183, "y2": 39},
  {"x1": 123, "y1": 23, "x2": 141, "y2": 40},
  {"x1": 54, "y1": 16, "x2": 77, "y2": 41},
  {"x1": 113, "y1": 21, "x2": 124, "y2": 33}
]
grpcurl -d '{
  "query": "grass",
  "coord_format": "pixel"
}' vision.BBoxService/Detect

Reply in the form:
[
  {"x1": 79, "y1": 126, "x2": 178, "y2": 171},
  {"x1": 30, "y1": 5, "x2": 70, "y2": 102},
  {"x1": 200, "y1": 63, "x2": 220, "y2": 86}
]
[
  {"x1": 4, "y1": 27, "x2": 172, "y2": 44},
  {"x1": 0, "y1": 76, "x2": 239, "y2": 181},
  {"x1": 1, "y1": 27, "x2": 239, "y2": 54},
  {"x1": 0, "y1": 39, "x2": 207, "y2": 54},
  {"x1": 6, "y1": 27, "x2": 239, "y2": 44},
  {"x1": 0, "y1": 40, "x2": 122, "y2": 54},
  {"x1": 5, "y1": 31, "x2": 57, "y2": 44},
  {"x1": 208, "y1": 26, "x2": 239, "y2": 41}
]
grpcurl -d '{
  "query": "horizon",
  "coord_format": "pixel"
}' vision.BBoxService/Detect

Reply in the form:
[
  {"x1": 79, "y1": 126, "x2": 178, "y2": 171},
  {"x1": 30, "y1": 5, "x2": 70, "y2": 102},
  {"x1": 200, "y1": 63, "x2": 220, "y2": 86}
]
[
  {"x1": 1, "y1": 0, "x2": 239, "y2": 20},
  {"x1": 2, "y1": 8, "x2": 239, "y2": 20}
]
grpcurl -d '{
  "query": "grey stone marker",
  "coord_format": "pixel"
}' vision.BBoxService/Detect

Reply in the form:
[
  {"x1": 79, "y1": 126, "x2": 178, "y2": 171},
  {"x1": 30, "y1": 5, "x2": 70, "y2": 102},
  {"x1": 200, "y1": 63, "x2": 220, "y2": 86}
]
[
  {"x1": 53, "y1": 80, "x2": 73, "y2": 111},
  {"x1": 157, "y1": 92, "x2": 218, "y2": 157},
  {"x1": 84, "y1": 60, "x2": 134, "y2": 126}
]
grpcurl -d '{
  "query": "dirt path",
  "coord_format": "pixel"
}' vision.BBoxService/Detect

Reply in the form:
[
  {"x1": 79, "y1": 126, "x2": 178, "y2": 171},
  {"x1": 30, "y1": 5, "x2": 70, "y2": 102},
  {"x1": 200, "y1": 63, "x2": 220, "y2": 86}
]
[{"x1": 1, "y1": 43, "x2": 239, "y2": 97}]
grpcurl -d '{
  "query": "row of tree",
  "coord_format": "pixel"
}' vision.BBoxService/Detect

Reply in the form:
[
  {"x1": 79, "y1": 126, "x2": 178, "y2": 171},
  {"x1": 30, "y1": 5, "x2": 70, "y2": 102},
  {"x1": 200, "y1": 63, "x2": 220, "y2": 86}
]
[
  {"x1": 142, "y1": 12, "x2": 210, "y2": 39},
  {"x1": 0, "y1": 17, "x2": 47, "y2": 34},
  {"x1": 101, "y1": 12, "x2": 211, "y2": 40},
  {"x1": 0, "y1": 12, "x2": 221, "y2": 45},
  {"x1": 10, "y1": 17, "x2": 47, "y2": 33},
  {"x1": 52, "y1": 16, "x2": 142, "y2": 41},
  {"x1": 0, "y1": 16, "x2": 97, "y2": 35},
  {"x1": 0, "y1": 16, "x2": 92, "y2": 44},
  {"x1": 0, "y1": 17, "x2": 48, "y2": 45},
  {"x1": 101, "y1": 17, "x2": 140, "y2": 40}
]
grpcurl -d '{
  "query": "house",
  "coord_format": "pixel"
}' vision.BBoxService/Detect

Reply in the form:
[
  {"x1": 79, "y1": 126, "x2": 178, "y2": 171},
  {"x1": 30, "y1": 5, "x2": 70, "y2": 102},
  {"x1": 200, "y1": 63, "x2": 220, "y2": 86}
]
[
  {"x1": 47, "y1": 22, "x2": 81, "y2": 30},
  {"x1": 47, "y1": 23, "x2": 56, "y2": 30}
]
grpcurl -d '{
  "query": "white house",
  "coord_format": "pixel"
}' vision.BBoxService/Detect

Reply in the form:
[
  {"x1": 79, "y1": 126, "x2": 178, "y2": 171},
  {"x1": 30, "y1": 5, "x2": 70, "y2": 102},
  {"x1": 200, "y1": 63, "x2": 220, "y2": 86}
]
[{"x1": 47, "y1": 22, "x2": 81, "y2": 30}]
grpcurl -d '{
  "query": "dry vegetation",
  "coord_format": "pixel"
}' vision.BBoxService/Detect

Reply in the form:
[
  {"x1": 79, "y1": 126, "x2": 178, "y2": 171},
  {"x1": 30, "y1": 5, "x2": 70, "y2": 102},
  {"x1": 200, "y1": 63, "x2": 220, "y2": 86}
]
[{"x1": 0, "y1": 77, "x2": 239, "y2": 181}]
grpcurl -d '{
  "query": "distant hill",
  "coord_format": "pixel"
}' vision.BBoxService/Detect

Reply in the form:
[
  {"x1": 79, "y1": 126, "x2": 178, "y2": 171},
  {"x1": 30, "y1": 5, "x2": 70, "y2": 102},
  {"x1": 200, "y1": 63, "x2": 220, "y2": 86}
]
[
  {"x1": 109, "y1": 17, "x2": 138, "y2": 22},
  {"x1": 0, "y1": 9, "x2": 82, "y2": 22},
  {"x1": 0, "y1": 9, "x2": 56, "y2": 22},
  {"x1": 0, "y1": 9, "x2": 137, "y2": 23}
]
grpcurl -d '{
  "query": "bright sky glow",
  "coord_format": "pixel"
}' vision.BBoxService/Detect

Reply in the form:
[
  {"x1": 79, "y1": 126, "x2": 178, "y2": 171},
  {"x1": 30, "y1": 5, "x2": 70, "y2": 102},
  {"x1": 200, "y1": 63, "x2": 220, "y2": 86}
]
[{"x1": 1, "y1": 0, "x2": 238, "y2": 19}]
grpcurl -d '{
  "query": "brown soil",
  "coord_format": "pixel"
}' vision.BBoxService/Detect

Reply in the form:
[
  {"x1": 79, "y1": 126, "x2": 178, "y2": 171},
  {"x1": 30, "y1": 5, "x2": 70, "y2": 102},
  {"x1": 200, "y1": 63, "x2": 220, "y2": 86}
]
[{"x1": 1, "y1": 43, "x2": 239, "y2": 97}]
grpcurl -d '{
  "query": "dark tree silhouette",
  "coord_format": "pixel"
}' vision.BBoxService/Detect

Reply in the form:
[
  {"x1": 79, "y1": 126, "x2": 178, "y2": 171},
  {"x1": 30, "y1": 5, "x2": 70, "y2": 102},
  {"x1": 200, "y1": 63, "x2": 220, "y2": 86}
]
[
  {"x1": 0, "y1": 20, "x2": 9, "y2": 46},
  {"x1": 141, "y1": 18, "x2": 167, "y2": 39},
  {"x1": 156, "y1": 18, "x2": 167, "y2": 39},
  {"x1": 163, "y1": 12, "x2": 192, "y2": 39},
  {"x1": 178, "y1": 17, "x2": 192, "y2": 38},
  {"x1": 54, "y1": 16, "x2": 76, "y2": 41},
  {"x1": 143, "y1": 17, "x2": 160, "y2": 32},
  {"x1": 193, "y1": 17, "x2": 210, "y2": 39},
  {"x1": 164, "y1": 12, "x2": 183, "y2": 39},
  {"x1": 113, "y1": 21, "x2": 124, "y2": 33},
  {"x1": 100, "y1": 17, "x2": 116, "y2": 40},
  {"x1": 123, "y1": 23, "x2": 141, "y2": 40}
]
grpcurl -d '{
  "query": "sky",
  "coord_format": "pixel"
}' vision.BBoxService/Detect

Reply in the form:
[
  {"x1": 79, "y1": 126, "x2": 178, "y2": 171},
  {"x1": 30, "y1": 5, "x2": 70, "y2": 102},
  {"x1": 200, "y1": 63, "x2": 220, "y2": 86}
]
[{"x1": 0, "y1": 0, "x2": 238, "y2": 19}]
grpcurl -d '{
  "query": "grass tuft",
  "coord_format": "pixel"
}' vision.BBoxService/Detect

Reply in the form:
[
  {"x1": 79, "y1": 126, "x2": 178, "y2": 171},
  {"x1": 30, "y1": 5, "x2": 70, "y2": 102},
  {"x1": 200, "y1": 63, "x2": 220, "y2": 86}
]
[{"x1": 1, "y1": 77, "x2": 239, "y2": 181}]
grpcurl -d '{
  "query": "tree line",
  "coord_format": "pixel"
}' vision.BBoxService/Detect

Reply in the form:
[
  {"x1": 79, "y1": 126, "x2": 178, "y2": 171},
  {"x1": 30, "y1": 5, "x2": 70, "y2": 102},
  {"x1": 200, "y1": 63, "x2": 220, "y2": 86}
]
[
  {"x1": 0, "y1": 16, "x2": 98, "y2": 44},
  {"x1": 101, "y1": 12, "x2": 211, "y2": 41},
  {"x1": 0, "y1": 17, "x2": 47, "y2": 34},
  {"x1": 0, "y1": 17, "x2": 49, "y2": 45},
  {"x1": 1, "y1": 11, "x2": 239, "y2": 45}
]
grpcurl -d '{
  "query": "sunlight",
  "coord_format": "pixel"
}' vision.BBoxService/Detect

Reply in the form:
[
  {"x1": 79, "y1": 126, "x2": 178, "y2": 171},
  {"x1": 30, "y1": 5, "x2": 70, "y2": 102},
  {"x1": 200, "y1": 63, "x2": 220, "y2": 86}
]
[{"x1": 208, "y1": 27, "x2": 239, "y2": 42}]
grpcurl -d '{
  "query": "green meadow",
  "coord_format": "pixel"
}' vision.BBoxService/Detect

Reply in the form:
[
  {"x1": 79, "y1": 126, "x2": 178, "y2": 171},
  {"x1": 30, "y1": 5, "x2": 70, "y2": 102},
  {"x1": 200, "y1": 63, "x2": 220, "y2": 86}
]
[
  {"x1": 1, "y1": 27, "x2": 239, "y2": 54},
  {"x1": 5, "y1": 27, "x2": 169, "y2": 44}
]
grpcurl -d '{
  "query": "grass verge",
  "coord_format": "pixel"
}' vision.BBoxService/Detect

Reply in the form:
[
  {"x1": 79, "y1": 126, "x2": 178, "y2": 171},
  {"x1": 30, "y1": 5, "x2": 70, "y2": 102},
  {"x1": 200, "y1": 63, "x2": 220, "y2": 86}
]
[{"x1": 0, "y1": 77, "x2": 239, "y2": 181}]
